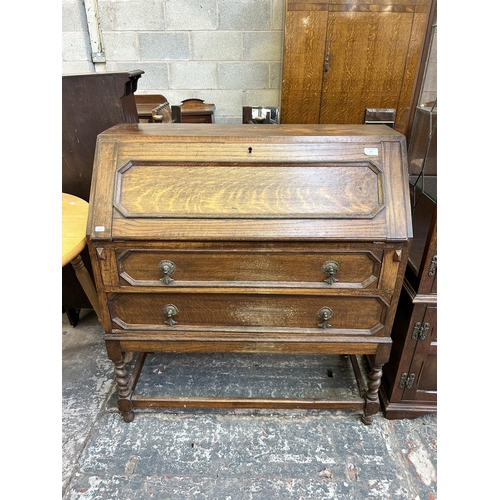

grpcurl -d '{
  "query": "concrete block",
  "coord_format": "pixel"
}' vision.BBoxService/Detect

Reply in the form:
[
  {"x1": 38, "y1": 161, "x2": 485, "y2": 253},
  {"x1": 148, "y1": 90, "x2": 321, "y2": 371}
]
[
  {"x1": 191, "y1": 32, "x2": 243, "y2": 61},
  {"x1": 270, "y1": 61, "x2": 283, "y2": 87},
  {"x1": 106, "y1": 62, "x2": 169, "y2": 90},
  {"x1": 131, "y1": 62, "x2": 170, "y2": 90},
  {"x1": 272, "y1": 0, "x2": 286, "y2": 30},
  {"x1": 220, "y1": 62, "x2": 269, "y2": 89},
  {"x1": 244, "y1": 88, "x2": 281, "y2": 107},
  {"x1": 98, "y1": 1, "x2": 165, "y2": 31},
  {"x1": 219, "y1": 0, "x2": 271, "y2": 31},
  {"x1": 139, "y1": 33, "x2": 190, "y2": 61},
  {"x1": 62, "y1": 0, "x2": 87, "y2": 32},
  {"x1": 62, "y1": 31, "x2": 92, "y2": 61},
  {"x1": 154, "y1": 90, "x2": 193, "y2": 108},
  {"x1": 169, "y1": 62, "x2": 218, "y2": 90},
  {"x1": 62, "y1": 60, "x2": 95, "y2": 75},
  {"x1": 165, "y1": 0, "x2": 217, "y2": 30},
  {"x1": 102, "y1": 32, "x2": 139, "y2": 61},
  {"x1": 243, "y1": 31, "x2": 283, "y2": 61}
]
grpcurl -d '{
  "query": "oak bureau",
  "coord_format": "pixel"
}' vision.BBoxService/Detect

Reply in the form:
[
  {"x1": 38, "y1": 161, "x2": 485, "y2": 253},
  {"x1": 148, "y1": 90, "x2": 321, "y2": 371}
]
[{"x1": 87, "y1": 124, "x2": 412, "y2": 423}]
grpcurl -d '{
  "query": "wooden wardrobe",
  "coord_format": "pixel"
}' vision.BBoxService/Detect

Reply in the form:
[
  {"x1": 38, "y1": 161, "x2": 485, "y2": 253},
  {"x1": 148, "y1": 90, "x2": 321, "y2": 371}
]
[{"x1": 280, "y1": 0, "x2": 432, "y2": 129}]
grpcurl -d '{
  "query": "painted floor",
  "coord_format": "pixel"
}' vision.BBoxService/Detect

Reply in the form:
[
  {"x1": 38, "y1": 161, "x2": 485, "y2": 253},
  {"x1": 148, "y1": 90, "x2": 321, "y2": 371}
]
[{"x1": 62, "y1": 309, "x2": 437, "y2": 500}]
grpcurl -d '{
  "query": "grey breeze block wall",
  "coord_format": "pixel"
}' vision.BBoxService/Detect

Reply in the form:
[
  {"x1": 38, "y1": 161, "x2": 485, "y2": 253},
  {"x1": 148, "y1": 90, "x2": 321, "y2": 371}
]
[{"x1": 62, "y1": 0, "x2": 285, "y2": 123}]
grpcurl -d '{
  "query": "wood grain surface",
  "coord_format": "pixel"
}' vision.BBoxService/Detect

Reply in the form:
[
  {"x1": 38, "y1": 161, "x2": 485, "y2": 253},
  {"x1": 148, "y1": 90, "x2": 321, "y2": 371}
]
[
  {"x1": 281, "y1": 0, "x2": 431, "y2": 125},
  {"x1": 62, "y1": 193, "x2": 89, "y2": 266}
]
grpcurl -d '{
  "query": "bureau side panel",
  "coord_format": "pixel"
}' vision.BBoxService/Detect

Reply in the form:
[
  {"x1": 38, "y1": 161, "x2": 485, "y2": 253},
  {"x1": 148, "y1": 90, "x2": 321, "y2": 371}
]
[{"x1": 87, "y1": 139, "x2": 118, "y2": 241}]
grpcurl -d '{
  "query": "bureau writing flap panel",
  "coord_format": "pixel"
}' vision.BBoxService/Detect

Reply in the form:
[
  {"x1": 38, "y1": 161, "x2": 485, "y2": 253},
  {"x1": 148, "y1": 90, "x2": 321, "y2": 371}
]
[
  {"x1": 88, "y1": 124, "x2": 412, "y2": 241},
  {"x1": 114, "y1": 161, "x2": 384, "y2": 219}
]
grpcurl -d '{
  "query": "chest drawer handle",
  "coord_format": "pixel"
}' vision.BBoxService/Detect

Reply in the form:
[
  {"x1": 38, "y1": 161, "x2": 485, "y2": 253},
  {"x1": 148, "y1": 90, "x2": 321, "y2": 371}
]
[
  {"x1": 317, "y1": 307, "x2": 333, "y2": 329},
  {"x1": 162, "y1": 304, "x2": 179, "y2": 326},
  {"x1": 322, "y1": 261, "x2": 339, "y2": 285},
  {"x1": 159, "y1": 260, "x2": 176, "y2": 285}
]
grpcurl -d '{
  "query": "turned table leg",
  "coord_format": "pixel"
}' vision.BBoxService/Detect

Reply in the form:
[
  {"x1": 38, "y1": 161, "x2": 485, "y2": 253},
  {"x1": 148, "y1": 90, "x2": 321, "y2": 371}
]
[
  {"x1": 70, "y1": 254, "x2": 103, "y2": 324},
  {"x1": 361, "y1": 362, "x2": 384, "y2": 425},
  {"x1": 114, "y1": 357, "x2": 135, "y2": 422}
]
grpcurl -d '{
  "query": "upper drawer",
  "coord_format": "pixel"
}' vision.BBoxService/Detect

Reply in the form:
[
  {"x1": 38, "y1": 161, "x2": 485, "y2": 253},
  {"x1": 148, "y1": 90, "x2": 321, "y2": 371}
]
[{"x1": 111, "y1": 246, "x2": 383, "y2": 289}]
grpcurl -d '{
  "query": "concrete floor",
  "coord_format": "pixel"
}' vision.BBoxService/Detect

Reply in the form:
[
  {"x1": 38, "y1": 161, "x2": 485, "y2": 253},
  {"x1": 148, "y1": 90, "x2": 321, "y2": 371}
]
[{"x1": 62, "y1": 309, "x2": 437, "y2": 500}]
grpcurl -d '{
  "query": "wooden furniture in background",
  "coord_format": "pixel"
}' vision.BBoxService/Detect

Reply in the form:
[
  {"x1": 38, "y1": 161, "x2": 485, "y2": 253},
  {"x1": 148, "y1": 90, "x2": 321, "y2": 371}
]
[
  {"x1": 62, "y1": 193, "x2": 102, "y2": 324},
  {"x1": 151, "y1": 102, "x2": 174, "y2": 123},
  {"x1": 87, "y1": 123, "x2": 412, "y2": 423},
  {"x1": 134, "y1": 94, "x2": 168, "y2": 122},
  {"x1": 62, "y1": 70, "x2": 143, "y2": 326},
  {"x1": 379, "y1": 181, "x2": 437, "y2": 418},
  {"x1": 173, "y1": 98, "x2": 215, "y2": 123},
  {"x1": 377, "y1": 1, "x2": 436, "y2": 418},
  {"x1": 280, "y1": 0, "x2": 432, "y2": 128},
  {"x1": 364, "y1": 109, "x2": 396, "y2": 128},
  {"x1": 242, "y1": 106, "x2": 280, "y2": 124},
  {"x1": 62, "y1": 70, "x2": 143, "y2": 201}
]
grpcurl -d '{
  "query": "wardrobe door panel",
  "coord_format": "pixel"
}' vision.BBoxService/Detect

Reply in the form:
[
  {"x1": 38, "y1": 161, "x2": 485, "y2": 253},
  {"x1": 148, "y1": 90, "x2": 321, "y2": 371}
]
[
  {"x1": 281, "y1": 7, "x2": 328, "y2": 124},
  {"x1": 319, "y1": 12, "x2": 414, "y2": 124}
]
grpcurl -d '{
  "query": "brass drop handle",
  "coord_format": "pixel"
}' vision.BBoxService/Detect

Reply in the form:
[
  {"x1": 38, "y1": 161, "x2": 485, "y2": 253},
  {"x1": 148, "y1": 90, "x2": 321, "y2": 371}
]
[
  {"x1": 162, "y1": 304, "x2": 179, "y2": 326},
  {"x1": 317, "y1": 307, "x2": 333, "y2": 329},
  {"x1": 322, "y1": 261, "x2": 339, "y2": 285},
  {"x1": 159, "y1": 260, "x2": 176, "y2": 285}
]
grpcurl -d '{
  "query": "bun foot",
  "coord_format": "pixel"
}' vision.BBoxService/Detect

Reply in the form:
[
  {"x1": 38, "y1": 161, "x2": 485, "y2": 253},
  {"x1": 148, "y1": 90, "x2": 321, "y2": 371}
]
[
  {"x1": 122, "y1": 411, "x2": 135, "y2": 423},
  {"x1": 361, "y1": 414, "x2": 374, "y2": 425}
]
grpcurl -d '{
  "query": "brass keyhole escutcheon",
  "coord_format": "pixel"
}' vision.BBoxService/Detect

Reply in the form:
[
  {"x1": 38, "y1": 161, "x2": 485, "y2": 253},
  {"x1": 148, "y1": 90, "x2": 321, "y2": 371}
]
[
  {"x1": 162, "y1": 304, "x2": 179, "y2": 326},
  {"x1": 159, "y1": 260, "x2": 176, "y2": 285},
  {"x1": 322, "y1": 261, "x2": 339, "y2": 285},
  {"x1": 317, "y1": 306, "x2": 333, "y2": 329}
]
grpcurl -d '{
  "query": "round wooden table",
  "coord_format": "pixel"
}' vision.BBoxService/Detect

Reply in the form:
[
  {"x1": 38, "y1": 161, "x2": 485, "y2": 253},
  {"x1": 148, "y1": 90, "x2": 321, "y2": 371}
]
[{"x1": 62, "y1": 193, "x2": 102, "y2": 323}]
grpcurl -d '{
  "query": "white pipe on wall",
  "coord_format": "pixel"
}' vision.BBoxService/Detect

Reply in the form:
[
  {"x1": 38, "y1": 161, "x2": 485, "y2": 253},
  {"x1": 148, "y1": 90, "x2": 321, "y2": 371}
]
[{"x1": 83, "y1": 0, "x2": 106, "y2": 72}]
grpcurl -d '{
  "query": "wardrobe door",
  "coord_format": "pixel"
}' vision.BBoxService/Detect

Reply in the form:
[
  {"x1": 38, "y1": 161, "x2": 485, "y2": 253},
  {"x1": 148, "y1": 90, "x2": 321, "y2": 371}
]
[
  {"x1": 281, "y1": 2, "x2": 328, "y2": 124},
  {"x1": 280, "y1": 1, "x2": 431, "y2": 127},
  {"x1": 319, "y1": 10, "x2": 416, "y2": 124}
]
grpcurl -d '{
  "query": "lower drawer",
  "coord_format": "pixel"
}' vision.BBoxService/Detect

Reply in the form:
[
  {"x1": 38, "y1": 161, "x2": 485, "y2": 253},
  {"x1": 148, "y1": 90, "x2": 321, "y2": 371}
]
[{"x1": 109, "y1": 292, "x2": 389, "y2": 335}]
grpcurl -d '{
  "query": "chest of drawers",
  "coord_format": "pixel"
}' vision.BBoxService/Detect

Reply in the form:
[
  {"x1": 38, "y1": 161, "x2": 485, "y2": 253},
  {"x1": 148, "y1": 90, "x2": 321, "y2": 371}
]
[{"x1": 87, "y1": 124, "x2": 412, "y2": 423}]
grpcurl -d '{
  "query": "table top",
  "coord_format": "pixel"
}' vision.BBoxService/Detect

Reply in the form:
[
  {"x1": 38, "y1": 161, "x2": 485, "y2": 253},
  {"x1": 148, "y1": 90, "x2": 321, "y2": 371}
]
[{"x1": 62, "y1": 193, "x2": 89, "y2": 266}]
